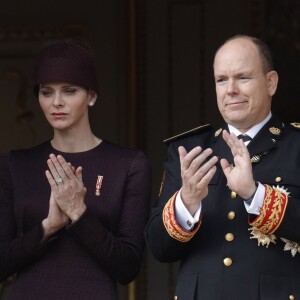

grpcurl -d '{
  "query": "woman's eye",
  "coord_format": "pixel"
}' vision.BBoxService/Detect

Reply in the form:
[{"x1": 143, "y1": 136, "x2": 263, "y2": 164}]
[
  {"x1": 64, "y1": 89, "x2": 77, "y2": 94},
  {"x1": 40, "y1": 90, "x2": 52, "y2": 97}
]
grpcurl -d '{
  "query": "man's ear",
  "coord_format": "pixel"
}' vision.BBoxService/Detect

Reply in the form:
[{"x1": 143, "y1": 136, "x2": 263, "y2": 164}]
[{"x1": 266, "y1": 70, "x2": 278, "y2": 97}]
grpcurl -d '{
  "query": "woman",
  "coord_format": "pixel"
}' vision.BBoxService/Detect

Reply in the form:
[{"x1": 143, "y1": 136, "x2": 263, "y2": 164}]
[{"x1": 0, "y1": 38, "x2": 151, "y2": 300}]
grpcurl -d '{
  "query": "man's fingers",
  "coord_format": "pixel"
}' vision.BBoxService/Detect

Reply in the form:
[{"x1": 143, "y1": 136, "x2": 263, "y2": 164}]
[
  {"x1": 179, "y1": 146, "x2": 201, "y2": 170},
  {"x1": 178, "y1": 146, "x2": 188, "y2": 158},
  {"x1": 198, "y1": 165, "x2": 217, "y2": 187},
  {"x1": 193, "y1": 155, "x2": 218, "y2": 182},
  {"x1": 179, "y1": 146, "x2": 214, "y2": 171},
  {"x1": 222, "y1": 130, "x2": 246, "y2": 157},
  {"x1": 220, "y1": 158, "x2": 231, "y2": 178}
]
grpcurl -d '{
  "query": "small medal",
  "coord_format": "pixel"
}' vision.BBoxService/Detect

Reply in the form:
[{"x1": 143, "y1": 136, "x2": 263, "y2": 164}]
[
  {"x1": 269, "y1": 127, "x2": 281, "y2": 135},
  {"x1": 251, "y1": 155, "x2": 261, "y2": 163},
  {"x1": 95, "y1": 175, "x2": 103, "y2": 196}
]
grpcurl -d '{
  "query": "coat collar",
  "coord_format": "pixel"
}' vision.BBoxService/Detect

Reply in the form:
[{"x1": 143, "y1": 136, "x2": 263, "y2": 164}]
[
  {"x1": 211, "y1": 115, "x2": 285, "y2": 164},
  {"x1": 247, "y1": 115, "x2": 284, "y2": 156}
]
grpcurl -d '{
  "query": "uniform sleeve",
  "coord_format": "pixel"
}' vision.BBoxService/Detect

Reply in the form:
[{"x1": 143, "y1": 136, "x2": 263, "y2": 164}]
[
  {"x1": 67, "y1": 151, "x2": 152, "y2": 285},
  {"x1": 249, "y1": 183, "x2": 300, "y2": 245},
  {"x1": 0, "y1": 153, "x2": 51, "y2": 283},
  {"x1": 247, "y1": 136, "x2": 300, "y2": 253},
  {"x1": 278, "y1": 194, "x2": 300, "y2": 243},
  {"x1": 145, "y1": 142, "x2": 201, "y2": 263}
]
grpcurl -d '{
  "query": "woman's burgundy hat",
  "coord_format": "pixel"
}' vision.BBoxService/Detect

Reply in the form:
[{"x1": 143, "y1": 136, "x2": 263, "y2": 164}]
[{"x1": 34, "y1": 39, "x2": 98, "y2": 95}]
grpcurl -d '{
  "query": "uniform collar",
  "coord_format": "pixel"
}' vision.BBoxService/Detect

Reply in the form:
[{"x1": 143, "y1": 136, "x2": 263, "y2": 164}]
[
  {"x1": 211, "y1": 114, "x2": 284, "y2": 163},
  {"x1": 247, "y1": 114, "x2": 284, "y2": 156},
  {"x1": 227, "y1": 112, "x2": 272, "y2": 140}
]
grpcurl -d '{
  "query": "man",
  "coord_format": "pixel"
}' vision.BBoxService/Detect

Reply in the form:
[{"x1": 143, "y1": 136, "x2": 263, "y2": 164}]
[{"x1": 145, "y1": 35, "x2": 300, "y2": 299}]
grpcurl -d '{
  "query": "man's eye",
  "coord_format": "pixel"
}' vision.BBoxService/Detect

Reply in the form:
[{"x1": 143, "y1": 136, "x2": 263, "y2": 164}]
[{"x1": 216, "y1": 78, "x2": 226, "y2": 83}]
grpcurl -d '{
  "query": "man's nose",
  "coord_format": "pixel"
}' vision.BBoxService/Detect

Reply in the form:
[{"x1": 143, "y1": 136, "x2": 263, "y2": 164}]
[{"x1": 227, "y1": 79, "x2": 239, "y2": 95}]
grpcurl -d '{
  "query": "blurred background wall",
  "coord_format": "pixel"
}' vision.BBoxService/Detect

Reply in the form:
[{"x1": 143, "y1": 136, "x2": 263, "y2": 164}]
[{"x1": 0, "y1": 0, "x2": 299, "y2": 299}]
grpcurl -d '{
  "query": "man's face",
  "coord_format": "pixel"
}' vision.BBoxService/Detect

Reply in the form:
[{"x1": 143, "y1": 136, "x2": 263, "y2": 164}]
[{"x1": 213, "y1": 38, "x2": 278, "y2": 132}]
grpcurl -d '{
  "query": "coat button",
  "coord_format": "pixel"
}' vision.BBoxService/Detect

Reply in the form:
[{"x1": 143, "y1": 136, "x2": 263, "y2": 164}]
[
  {"x1": 231, "y1": 191, "x2": 237, "y2": 198},
  {"x1": 228, "y1": 211, "x2": 235, "y2": 220},
  {"x1": 223, "y1": 257, "x2": 232, "y2": 266},
  {"x1": 174, "y1": 296, "x2": 178, "y2": 300},
  {"x1": 289, "y1": 295, "x2": 294, "y2": 300},
  {"x1": 225, "y1": 233, "x2": 234, "y2": 241},
  {"x1": 275, "y1": 177, "x2": 281, "y2": 183},
  {"x1": 186, "y1": 220, "x2": 192, "y2": 227}
]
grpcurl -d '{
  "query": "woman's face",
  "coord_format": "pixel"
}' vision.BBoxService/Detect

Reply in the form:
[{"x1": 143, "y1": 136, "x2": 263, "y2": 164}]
[{"x1": 38, "y1": 82, "x2": 96, "y2": 132}]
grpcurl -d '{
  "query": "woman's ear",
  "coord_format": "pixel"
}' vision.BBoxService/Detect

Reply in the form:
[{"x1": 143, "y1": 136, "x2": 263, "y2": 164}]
[{"x1": 88, "y1": 90, "x2": 98, "y2": 106}]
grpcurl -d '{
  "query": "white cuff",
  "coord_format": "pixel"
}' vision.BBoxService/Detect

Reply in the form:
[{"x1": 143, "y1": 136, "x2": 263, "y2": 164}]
[
  {"x1": 244, "y1": 182, "x2": 265, "y2": 215},
  {"x1": 174, "y1": 189, "x2": 201, "y2": 230}
]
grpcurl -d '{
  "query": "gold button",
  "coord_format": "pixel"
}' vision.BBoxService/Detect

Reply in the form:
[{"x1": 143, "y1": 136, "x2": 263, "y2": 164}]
[
  {"x1": 174, "y1": 296, "x2": 178, "y2": 300},
  {"x1": 225, "y1": 233, "x2": 234, "y2": 241},
  {"x1": 289, "y1": 295, "x2": 294, "y2": 300},
  {"x1": 231, "y1": 191, "x2": 237, "y2": 198},
  {"x1": 275, "y1": 177, "x2": 281, "y2": 183},
  {"x1": 228, "y1": 211, "x2": 235, "y2": 220},
  {"x1": 223, "y1": 257, "x2": 232, "y2": 266}
]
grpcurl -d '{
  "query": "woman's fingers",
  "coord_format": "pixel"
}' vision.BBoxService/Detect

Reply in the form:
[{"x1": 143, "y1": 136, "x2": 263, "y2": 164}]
[
  {"x1": 56, "y1": 155, "x2": 75, "y2": 179},
  {"x1": 45, "y1": 170, "x2": 59, "y2": 190},
  {"x1": 47, "y1": 154, "x2": 78, "y2": 186}
]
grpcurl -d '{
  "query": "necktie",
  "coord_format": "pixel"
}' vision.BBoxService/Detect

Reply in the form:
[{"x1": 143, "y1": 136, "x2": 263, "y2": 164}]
[{"x1": 237, "y1": 134, "x2": 252, "y2": 143}]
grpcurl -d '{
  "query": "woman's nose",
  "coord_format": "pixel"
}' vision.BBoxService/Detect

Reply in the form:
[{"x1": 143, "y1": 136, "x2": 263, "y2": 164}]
[{"x1": 52, "y1": 93, "x2": 64, "y2": 107}]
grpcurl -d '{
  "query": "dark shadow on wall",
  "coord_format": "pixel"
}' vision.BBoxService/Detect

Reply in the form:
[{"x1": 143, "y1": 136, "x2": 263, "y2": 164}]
[{"x1": 265, "y1": 0, "x2": 300, "y2": 123}]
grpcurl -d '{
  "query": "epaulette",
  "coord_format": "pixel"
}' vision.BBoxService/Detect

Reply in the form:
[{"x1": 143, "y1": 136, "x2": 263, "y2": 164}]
[
  {"x1": 289, "y1": 122, "x2": 300, "y2": 130},
  {"x1": 163, "y1": 124, "x2": 212, "y2": 144}
]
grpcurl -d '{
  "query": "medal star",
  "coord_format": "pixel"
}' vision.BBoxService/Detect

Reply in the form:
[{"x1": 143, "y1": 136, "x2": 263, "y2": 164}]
[
  {"x1": 280, "y1": 237, "x2": 300, "y2": 257},
  {"x1": 249, "y1": 227, "x2": 276, "y2": 248},
  {"x1": 272, "y1": 185, "x2": 290, "y2": 197}
]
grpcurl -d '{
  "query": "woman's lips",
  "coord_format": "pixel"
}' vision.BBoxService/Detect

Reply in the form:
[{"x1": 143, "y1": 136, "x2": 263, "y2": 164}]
[{"x1": 51, "y1": 113, "x2": 68, "y2": 119}]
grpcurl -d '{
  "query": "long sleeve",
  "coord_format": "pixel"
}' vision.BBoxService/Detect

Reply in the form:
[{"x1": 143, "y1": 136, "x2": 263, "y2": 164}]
[
  {"x1": 0, "y1": 153, "x2": 54, "y2": 282},
  {"x1": 246, "y1": 124, "x2": 300, "y2": 245},
  {"x1": 145, "y1": 140, "x2": 203, "y2": 262},
  {"x1": 68, "y1": 151, "x2": 151, "y2": 284}
]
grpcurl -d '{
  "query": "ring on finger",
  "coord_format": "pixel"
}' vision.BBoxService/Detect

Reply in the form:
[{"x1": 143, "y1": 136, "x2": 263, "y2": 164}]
[{"x1": 54, "y1": 174, "x2": 63, "y2": 184}]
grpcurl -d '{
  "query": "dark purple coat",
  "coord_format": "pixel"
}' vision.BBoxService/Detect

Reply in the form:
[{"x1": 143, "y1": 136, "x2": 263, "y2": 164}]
[{"x1": 0, "y1": 140, "x2": 151, "y2": 300}]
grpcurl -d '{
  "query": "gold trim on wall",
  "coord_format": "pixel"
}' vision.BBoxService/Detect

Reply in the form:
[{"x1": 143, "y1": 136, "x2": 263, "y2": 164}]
[{"x1": 0, "y1": 24, "x2": 86, "y2": 42}]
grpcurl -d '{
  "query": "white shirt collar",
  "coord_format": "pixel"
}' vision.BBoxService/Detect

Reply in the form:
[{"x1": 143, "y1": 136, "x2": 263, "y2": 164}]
[{"x1": 228, "y1": 112, "x2": 272, "y2": 139}]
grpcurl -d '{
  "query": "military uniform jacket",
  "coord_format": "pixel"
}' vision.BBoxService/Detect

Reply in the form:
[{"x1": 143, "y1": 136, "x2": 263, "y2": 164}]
[{"x1": 145, "y1": 115, "x2": 300, "y2": 300}]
